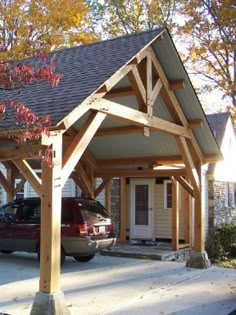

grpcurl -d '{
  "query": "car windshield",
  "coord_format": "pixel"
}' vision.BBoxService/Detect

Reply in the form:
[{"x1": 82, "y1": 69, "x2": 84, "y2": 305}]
[{"x1": 79, "y1": 201, "x2": 109, "y2": 221}]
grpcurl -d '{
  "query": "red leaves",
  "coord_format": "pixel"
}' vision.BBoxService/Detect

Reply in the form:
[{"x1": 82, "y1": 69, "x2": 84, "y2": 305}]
[
  {"x1": 5, "y1": 99, "x2": 51, "y2": 143},
  {"x1": 0, "y1": 53, "x2": 61, "y2": 167},
  {"x1": 0, "y1": 57, "x2": 62, "y2": 90},
  {"x1": 39, "y1": 147, "x2": 54, "y2": 168}
]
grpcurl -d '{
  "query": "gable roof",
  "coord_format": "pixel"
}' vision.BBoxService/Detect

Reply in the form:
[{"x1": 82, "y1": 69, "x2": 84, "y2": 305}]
[
  {"x1": 0, "y1": 27, "x2": 222, "y2": 161},
  {"x1": 207, "y1": 112, "x2": 231, "y2": 147},
  {"x1": 0, "y1": 27, "x2": 165, "y2": 128}
]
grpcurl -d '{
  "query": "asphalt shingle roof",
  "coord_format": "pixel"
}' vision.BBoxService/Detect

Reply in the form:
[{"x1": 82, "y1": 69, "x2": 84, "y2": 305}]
[
  {"x1": 207, "y1": 112, "x2": 231, "y2": 147},
  {"x1": 0, "y1": 27, "x2": 165, "y2": 129}
]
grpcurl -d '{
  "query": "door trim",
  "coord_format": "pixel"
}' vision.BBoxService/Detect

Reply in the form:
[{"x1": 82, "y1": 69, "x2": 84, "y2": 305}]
[{"x1": 130, "y1": 178, "x2": 155, "y2": 241}]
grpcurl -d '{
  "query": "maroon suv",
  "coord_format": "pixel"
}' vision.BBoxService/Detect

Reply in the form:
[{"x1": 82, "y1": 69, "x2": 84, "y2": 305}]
[{"x1": 0, "y1": 197, "x2": 116, "y2": 264}]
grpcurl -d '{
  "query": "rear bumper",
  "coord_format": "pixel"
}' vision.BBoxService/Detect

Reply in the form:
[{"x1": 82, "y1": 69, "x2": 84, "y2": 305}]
[{"x1": 62, "y1": 236, "x2": 116, "y2": 256}]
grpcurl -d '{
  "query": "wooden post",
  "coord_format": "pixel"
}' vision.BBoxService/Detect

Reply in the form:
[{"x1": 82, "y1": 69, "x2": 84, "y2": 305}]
[
  {"x1": 193, "y1": 189, "x2": 204, "y2": 252},
  {"x1": 39, "y1": 132, "x2": 63, "y2": 293},
  {"x1": 182, "y1": 184, "x2": 192, "y2": 245},
  {"x1": 105, "y1": 180, "x2": 112, "y2": 213},
  {"x1": 171, "y1": 178, "x2": 179, "y2": 251},
  {"x1": 7, "y1": 168, "x2": 15, "y2": 202},
  {"x1": 120, "y1": 177, "x2": 127, "y2": 243}
]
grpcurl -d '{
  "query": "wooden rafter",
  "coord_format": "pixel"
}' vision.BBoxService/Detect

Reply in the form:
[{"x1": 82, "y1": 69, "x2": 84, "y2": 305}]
[
  {"x1": 148, "y1": 47, "x2": 204, "y2": 163},
  {"x1": 13, "y1": 160, "x2": 42, "y2": 196},
  {"x1": 91, "y1": 99, "x2": 190, "y2": 138},
  {"x1": 169, "y1": 80, "x2": 185, "y2": 90},
  {"x1": 176, "y1": 136, "x2": 200, "y2": 193},
  {"x1": 61, "y1": 111, "x2": 106, "y2": 187}
]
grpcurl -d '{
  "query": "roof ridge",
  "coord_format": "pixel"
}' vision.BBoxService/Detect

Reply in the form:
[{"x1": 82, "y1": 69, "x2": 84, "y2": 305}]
[{"x1": 52, "y1": 26, "x2": 166, "y2": 55}]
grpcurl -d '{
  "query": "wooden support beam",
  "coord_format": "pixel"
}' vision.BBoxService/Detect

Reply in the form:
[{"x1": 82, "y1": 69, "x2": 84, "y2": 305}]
[
  {"x1": 0, "y1": 170, "x2": 11, "y2": 193},
  {"x1": 171, "y1": 178, "x2": 179, "y2": 251},
  {"x1": 94, "y1": 177, "x2": 112, "y2": 198},
  {"x1": 91, "y1": 99, "x2": 190, "y2": 138},
  {"x1": 149, "y1": 47, "x2": 204, "y2": 163},
  {"x1": 97, "y1": 155, "x2": 183, "y2": 167},
  {"x1": 105, "y1": 87, "x2": 134, "y2": 98},
  {"x1": 95, "y1": 168, "x2": 186, "y2": 178},
  {"x1": 13, "y1": 160, "x2": 42, "y2": 197},
  {"x1": 75, "y1": 164, "x2": 93, "y2": 197},
  {"x1": 120, "y1": 177, "x2": 127, "y2": 243},
  {"x1": 193, "y1": 190, "x2": 204, "y2": 252},
  {"x1": 81, "y1": 150, "x2": 97, "y2": 170},
  {"x1": 40, "y1": 133, "x2": 63, "y2": 293},
  {"x1": 71, "y1": 172, "x2": 89, "y2": 196},
  {"x1": 95, "y1": 125, "x2": 143, "y2": 137},
  {"x1": 6, "y1": 168, "x2": 15, "y2": 202},
  {"x1": 61, "y1": 111, "x2": 106, "y2": 187},
  {"x1": 181, "y1": 185, "x2": 192, "y2": 245},
  {"x1": 14, "y1": 178, "x2": 26, "y2": 196},
  {"x1": 175, "y1": 176, "x2": 194, "y2": 198},
  {"x1": 151, "y1": 79, "x2": 162, "y2": 104},
  {"x1": 128, "y1": 67, "x2": 146, "y2": 107},
  {"x1": 169, "y1": 80, "x2": 185, "y2": 90},
  {"x1": 176, "y1": 136, "x2": 200, "y2": 193},
  {"x1": 0, "y1": 144, "x2": 45, "y2": 161}
]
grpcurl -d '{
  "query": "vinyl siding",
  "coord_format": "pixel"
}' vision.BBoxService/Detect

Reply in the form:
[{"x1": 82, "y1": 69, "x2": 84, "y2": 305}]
[{"x1": 155, "y1": 184, "x2": 185, "y2": 240}]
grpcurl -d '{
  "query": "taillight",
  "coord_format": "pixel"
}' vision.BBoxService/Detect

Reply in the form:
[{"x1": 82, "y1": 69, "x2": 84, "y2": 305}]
[{"x1": 76, "y1": 224, "x2": 88, "y2": 236}]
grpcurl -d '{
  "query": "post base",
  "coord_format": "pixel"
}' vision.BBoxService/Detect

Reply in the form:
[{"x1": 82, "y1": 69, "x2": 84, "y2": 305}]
[
  {"x1": 186, "y1": 251, "x2": 211, "y2": 269},
  {"x1": 30, "y1": 291, "x2": 71, "y2": 315}
]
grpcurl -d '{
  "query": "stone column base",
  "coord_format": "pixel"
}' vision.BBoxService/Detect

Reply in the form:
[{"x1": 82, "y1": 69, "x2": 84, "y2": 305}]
[
  {"x1": 186, "y1": 251, "x2": 211, "y2": 269},
  {"x1": 30, "y1": 291, "x2": 71, "y2": 315}
]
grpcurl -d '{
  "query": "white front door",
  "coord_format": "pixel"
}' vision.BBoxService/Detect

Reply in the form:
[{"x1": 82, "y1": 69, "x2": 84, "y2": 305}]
[{"x1": 130, "y1": 179, "x2": 154, "y2": 240}]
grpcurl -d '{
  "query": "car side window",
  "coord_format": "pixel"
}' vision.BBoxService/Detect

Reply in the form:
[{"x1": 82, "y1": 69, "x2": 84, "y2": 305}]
[
  {"x1": 21, "y1": 202, "x2": 41, "y2": 221},
  {"x1": 0, "y1": 203, "x2": 19, "y2": 222}
]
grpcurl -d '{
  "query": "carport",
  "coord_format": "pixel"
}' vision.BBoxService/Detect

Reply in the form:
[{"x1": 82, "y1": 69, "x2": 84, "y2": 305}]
[{"x1": 0, "y1": 27, "x2": 221, "y2": 315}]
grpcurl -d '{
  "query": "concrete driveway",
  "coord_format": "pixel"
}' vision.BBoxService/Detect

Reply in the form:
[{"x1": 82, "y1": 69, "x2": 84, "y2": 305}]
[{"x1": 0, "y1": 252, "x2": 235, "y2": 315}]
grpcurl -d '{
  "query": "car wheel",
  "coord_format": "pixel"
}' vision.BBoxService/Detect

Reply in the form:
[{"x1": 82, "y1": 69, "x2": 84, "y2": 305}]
[
  {"x1": 37, "y1": 246, "x2": 66, "y2": 265},
  {"x1": 0, "y1": 250, "x2": 14, "y2": 254},
  {"x1": 73, "y1": 254, "x2": 95, "y2": 262}
]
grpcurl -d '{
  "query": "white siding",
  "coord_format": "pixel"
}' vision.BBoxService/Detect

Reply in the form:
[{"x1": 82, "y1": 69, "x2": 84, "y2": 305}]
[
  {"x1": 25, "y1": 178, "x2": 76, "y2": 198},
  {"x1": 155, "y1": 183, "x2": 185, "y2": 240}
]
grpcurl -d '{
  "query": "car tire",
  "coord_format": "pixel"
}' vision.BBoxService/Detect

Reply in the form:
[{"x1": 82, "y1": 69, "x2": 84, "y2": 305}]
[
  {"x1": 37, "y1": 246, "x2": 66, "y2": 265},
  {"x1": 0, "y1": 250, "x2": 14, "y2": 254},
  {"x1": 73, "y1": 254, "x2": 95, "y2": 262}
]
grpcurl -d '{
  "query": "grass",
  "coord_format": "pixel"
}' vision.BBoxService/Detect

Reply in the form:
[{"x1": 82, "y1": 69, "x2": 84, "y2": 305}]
[{"x1": 214, "y1": 257, "x2": 236, "y2": 269}]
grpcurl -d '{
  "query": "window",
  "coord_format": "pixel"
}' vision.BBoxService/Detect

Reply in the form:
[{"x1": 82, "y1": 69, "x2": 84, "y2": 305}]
[
  {"x1": 164, "y1": 180, "x2": 172, "y2": 209},
  {"x1": 0, "y1": 202, "x2": 19, "y2": 221},
  {"x1": 21, "y1": 201, "x2": 40, "y2": 221}
]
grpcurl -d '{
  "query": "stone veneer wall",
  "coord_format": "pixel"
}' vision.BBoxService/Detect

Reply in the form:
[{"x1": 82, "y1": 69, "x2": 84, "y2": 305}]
[
  {"x1": 111, "y1": 178, "x2": 121, "y2": 237},
  {"x1": 208, "y1": 180, "x2": 236, "y2": 232}
]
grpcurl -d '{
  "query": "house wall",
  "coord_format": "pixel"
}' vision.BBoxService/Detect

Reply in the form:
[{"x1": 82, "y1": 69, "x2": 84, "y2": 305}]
[
  {"x1": 213, "y1": 119, "x2": 236, "y2": 182},
  {"x1": 208, "y1": 180, "x2": 236, "y2": 232},
  {"x1": 110, "y1": 178, "x2": 186, "y2": 242},
  {"x1": 155, "y1": 182, "x2": 185, "y2": 240}
]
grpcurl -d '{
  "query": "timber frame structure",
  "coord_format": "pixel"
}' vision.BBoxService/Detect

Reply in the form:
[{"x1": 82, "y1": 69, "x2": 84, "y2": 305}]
[{"x1": 0, "y1": 28, "x2": 221, "y2": 315}]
